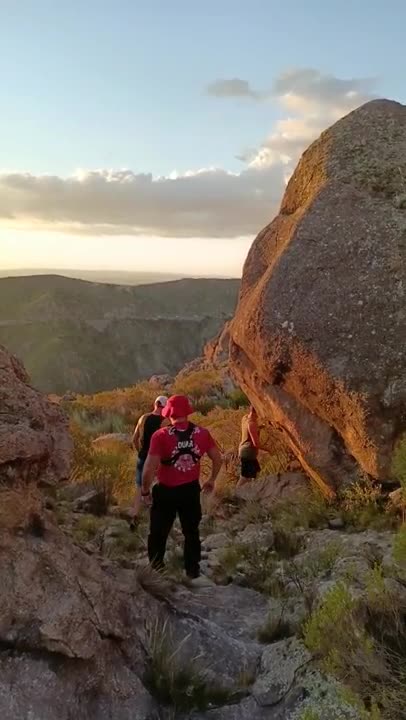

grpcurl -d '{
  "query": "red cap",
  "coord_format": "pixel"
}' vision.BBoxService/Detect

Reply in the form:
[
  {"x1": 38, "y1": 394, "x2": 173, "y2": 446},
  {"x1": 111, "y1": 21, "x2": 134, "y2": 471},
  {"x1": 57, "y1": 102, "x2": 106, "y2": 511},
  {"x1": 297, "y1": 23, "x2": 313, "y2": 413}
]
[{"x1": 162, "y1": 395, "x2": 194, "y2": 419}]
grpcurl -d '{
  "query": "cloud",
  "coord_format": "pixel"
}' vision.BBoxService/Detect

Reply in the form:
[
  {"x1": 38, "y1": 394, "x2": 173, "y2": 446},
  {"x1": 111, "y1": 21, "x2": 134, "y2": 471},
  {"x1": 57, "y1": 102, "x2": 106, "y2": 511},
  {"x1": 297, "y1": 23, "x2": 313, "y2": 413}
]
[
  {"x1": 206, "y1": 78, "x2": 261, "y2": 100},
  {"x1": 0, "y1": 69, "x2": 376, "y2": 239},
  {"x1": 247, "y1": 68, "x2": 376, "y2": 168},
  {"x1": 0, "y1": 166, "x2": 283, "y2": 238},
  {"x1": 273, "y1": 68, "x2": 375, "y2": 109}
]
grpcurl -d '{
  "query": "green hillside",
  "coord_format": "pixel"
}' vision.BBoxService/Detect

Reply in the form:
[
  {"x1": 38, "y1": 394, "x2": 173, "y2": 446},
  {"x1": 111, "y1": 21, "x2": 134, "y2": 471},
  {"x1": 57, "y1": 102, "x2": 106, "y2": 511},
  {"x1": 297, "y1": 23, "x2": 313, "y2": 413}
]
[{"x1": 0, "y1": 275, "x2": 239, "y2": 394}]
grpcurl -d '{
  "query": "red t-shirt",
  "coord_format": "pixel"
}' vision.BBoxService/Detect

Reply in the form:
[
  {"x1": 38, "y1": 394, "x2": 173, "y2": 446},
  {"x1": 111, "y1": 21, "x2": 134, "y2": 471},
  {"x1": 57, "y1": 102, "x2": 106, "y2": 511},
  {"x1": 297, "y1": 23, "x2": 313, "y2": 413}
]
[{"x1": 149, "y1": 422, "x2": 216, "y2": 487}]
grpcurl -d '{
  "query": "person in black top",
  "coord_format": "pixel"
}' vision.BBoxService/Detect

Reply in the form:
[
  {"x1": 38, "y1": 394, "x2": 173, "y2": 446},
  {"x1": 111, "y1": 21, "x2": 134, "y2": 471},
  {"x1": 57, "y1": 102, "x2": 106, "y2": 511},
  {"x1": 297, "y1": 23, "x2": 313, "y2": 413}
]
[{"x1": 131, "y1": 395, "x2": 168, "y2": 526}]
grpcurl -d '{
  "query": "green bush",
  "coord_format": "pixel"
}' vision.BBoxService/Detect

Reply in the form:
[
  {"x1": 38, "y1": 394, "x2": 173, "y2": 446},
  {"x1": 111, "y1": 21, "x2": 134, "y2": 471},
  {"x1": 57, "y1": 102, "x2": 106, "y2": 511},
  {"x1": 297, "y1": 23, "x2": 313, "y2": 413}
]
[
  {"x1": 226, "y1": 388, "x2": 250, "y2": 409},
  {"x1": 303, "y1": 583, "x2": 359, "y2": 668},
  {"x1": 304, "y1": 580, "x2": 406, "y2": 719},
  {"x1": 392, "y1": 435, "x2": 406, "y2": 493}
]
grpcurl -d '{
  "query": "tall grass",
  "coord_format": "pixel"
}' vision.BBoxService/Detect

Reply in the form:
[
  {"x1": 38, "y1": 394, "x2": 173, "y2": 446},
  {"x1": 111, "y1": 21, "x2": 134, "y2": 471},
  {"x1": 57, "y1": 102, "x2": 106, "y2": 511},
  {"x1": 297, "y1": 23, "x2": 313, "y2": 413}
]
[{"x1": 70, "y1": 422, "x2": 134, "y2": 510}]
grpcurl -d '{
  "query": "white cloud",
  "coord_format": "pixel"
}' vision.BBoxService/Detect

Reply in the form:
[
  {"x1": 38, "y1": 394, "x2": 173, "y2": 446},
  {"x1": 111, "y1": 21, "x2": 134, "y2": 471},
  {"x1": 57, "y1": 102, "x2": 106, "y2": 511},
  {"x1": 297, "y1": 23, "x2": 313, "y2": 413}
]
[
  {"x1": 247, "y1": 68, "x2": 376, "y2": 169},
  {"x1": 0, "y1": 69, "x2": 376, "y2": 239}
]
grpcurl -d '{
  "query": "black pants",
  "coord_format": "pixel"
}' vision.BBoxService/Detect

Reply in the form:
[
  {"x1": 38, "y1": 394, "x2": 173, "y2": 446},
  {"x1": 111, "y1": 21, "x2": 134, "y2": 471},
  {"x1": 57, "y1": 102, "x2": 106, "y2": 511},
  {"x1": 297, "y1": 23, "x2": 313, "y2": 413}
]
[{"x1": 148, "y1": 480, "x2": 202, "y2": 578}]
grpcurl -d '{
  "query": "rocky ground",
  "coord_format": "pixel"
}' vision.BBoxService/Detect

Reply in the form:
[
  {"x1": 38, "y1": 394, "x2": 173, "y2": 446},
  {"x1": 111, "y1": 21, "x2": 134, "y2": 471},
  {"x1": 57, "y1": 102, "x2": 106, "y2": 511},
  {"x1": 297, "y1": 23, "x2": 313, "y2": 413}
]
[{"x1": 40, "y1": 474, "x2": 405, "y2": 720}]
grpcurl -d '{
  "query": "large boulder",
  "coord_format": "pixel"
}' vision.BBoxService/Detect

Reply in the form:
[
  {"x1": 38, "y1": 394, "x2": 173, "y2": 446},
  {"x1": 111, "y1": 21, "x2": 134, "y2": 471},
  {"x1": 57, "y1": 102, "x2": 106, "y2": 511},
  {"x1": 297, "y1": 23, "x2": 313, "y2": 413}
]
[
  {"x1": 0, "y1": 345, "x2": 72, "y2": 484},
  {"x1": 229, "y1": 99, "x2": 406, "y2": 494},
  {"x1": 0, "y1": 521, "x2": 158, "y2": 720}
]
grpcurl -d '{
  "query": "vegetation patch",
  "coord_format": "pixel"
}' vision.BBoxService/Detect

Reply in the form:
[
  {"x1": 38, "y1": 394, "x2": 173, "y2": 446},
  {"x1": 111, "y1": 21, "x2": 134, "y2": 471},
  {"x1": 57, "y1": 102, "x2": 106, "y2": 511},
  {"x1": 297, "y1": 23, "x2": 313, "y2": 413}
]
[
  {"x1": 214, "y1": 541, "x2": 277, "y2": 594},
  {"x1": 70, "y1": 422, "x2": 134, "y2": 510},
  {"x1": 270, "y1": 490, "x2": 331, "y2": 532},
  {"x1": 340, "y1": 478, "x2": 396, "y2": 531},
  {"x1": 257, "y1": 610, "x2": 295, "y2": 644},
  {"x1": 144, "y1": 618, "x2": 232, "y2": 712},
  {"x1": 72, "y1": 515, "x2": 104, "y2": 544},
  {"x1": 392, "y1": 434, "x2": 406, "y2": 496},
  {"x1": 303, "y1": 578, "x2": 406, "y2": 720}
]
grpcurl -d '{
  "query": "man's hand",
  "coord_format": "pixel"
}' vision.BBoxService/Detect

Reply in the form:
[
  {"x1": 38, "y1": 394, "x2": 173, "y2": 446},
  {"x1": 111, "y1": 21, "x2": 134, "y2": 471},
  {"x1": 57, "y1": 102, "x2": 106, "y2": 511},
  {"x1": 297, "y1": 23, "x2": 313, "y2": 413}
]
[
  {"x1": 141, "y1": 490, "x2": 152, "y2": 507},
  {"x1": 202, "y1": 479, "x2": 215, "y2": 494},
  {"x1": 141, "y1": 453, "x2": 160, "y2": 499},
  {"x1": 204, "y1": 445, "x2": 222, "y2": 494}
]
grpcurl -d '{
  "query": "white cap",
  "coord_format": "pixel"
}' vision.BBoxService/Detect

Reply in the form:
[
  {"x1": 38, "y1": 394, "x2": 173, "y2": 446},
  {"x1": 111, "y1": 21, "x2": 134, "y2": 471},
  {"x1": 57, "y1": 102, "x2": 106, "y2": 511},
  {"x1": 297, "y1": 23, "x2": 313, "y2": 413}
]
[{"x1": 154, "y1": 395, "x2": 168, "y2": 407}]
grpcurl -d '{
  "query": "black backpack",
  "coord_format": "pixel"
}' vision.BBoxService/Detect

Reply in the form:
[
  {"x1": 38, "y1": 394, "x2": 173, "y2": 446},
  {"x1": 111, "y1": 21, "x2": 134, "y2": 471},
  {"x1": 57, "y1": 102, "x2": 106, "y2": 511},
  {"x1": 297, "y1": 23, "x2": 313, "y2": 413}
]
[{"x1": 161, "y1": 423, "x2": 201, "y2": 466}]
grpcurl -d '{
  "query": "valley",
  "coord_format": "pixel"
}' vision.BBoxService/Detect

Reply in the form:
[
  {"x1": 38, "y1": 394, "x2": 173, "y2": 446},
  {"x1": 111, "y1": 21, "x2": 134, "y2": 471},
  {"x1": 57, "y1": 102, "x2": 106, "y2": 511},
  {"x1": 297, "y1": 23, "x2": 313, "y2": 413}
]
[{"x1": 0, "y1": 274, "x2": 239, "y2": 394}]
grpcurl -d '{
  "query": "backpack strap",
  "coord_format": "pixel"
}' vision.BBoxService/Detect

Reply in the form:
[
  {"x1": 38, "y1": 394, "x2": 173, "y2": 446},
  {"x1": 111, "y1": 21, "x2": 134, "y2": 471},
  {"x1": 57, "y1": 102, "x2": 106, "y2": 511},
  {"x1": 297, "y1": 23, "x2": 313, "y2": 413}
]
[{"x1": 161, "y1": 423, "x2": 201, "y2": 466}]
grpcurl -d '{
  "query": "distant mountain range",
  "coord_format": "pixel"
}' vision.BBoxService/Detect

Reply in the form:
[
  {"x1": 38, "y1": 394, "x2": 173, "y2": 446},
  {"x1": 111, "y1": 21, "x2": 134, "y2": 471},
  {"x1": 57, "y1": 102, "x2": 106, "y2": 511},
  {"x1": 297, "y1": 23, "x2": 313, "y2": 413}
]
[
  {"x1": 0, "y1": 268, "x2": 236, "y2": 285},
  {"x1": 0, "y1": 274, "x2": 239, "y2": 394}
]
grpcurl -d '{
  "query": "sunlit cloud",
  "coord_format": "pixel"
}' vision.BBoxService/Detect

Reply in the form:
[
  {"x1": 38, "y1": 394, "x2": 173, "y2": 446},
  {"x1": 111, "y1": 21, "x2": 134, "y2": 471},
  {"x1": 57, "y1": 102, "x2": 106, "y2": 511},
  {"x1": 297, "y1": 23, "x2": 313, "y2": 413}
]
[{"x1": 0, "y1": 69, "x2": 376, "y2": 239}]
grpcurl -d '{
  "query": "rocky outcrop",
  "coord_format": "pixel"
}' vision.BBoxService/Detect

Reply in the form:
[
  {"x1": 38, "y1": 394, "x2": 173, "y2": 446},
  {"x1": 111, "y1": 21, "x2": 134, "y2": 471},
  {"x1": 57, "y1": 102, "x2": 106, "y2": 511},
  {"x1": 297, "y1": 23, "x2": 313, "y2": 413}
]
[
  {"x1": 229, "y1": 99, "x2": 406, "y2": 494},
  {"x1": 235, "y1": 473, "x2": 311, "y2": 506},
  {"x1": 204, "y1": 322, "x2": 232, "y2": 368},
  {"x1": 0, "y1": 521, "x2": 158, "y2": 720},
  {"x1": 0, "y1": 345, "x2": 72, "y2": 484}
]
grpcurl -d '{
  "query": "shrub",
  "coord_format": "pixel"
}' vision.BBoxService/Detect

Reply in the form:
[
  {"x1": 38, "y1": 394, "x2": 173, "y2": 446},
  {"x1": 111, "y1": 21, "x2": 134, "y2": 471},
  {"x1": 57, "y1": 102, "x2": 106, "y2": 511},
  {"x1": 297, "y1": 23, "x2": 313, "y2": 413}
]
[
  {"x1": 103, "y1": 526, "x2": 141, "y2": 558},
  {"x1": 271, "y1": 490, "x2": 330, "y2": 532},
  {"x1": 215, "y1": 541, "x2": 277, "y2": 594},
  {"x1": 307, "y1": 541, "x2": 342, "y2": 576},
  {"x1": 226, "y1": 388, "x2": 250, "y2": 409},
  {"x1": 173, "y1": 369, "x2": 223, "y2": 399},
  {"x1": 192, "y1": 396, "x2": 219, "y2": 415},
  {"x1": 392, "y1": 434, "x2": 406, "y2": 490},
  {"x1": 303, "y1": 582, "x2": 364, "y2": 672},
  {"x1": 72, "y1": 515, "x2": 104, "y2": 544},
  {"x1": 304, "y1": 580, "x2": 406, "y2": 720},
  {"x1": 340, "y1": 479, "x2": 393, "y2": 531}
]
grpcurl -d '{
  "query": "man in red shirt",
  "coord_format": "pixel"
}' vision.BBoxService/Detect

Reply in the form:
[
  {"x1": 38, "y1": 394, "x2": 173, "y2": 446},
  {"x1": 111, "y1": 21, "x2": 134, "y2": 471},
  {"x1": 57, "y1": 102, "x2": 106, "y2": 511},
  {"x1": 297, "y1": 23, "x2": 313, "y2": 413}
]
[{"x1": 141, "y1": 395, "x2": 222, "y2": 585}]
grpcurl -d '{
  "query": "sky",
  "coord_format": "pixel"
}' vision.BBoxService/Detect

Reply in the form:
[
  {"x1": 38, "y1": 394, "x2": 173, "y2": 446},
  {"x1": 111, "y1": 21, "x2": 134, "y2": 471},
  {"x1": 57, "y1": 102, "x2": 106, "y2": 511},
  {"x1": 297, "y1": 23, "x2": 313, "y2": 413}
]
[{"x1": 1, "y1": 0, "x2": 405, "y2": 277}]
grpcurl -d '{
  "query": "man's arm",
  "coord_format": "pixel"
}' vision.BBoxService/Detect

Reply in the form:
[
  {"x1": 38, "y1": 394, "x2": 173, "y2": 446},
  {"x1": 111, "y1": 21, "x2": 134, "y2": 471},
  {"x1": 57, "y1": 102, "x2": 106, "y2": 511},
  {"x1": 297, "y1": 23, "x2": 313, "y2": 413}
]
[
  {"x1": 248, "y1": 420, "x2": 268, "y2": 452},
  {"x1": 141, "y1": 454, "x2": 160, "y2": 496},
  {"x1": 202, "y1": 445, "x2": 222, "y2": 492},
  {"x1": 132, "y1": 417, "x2": 142, "y2": 451}
]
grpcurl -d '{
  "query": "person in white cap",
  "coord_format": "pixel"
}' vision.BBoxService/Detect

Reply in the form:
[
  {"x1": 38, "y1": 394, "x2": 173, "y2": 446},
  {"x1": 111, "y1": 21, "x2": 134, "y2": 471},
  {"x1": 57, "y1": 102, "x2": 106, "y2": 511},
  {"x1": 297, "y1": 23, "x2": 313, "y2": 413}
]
[{"x1": 130, "y1": 395, "x2": 168, "y2": 528}]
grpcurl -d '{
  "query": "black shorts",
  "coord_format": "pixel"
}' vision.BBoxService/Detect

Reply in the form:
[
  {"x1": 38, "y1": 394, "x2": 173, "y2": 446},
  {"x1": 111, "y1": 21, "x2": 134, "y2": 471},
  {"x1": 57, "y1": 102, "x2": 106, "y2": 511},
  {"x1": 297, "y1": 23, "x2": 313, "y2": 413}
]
[{"x1": 240, "y1": 458, "x2": 260, "y2": 479}]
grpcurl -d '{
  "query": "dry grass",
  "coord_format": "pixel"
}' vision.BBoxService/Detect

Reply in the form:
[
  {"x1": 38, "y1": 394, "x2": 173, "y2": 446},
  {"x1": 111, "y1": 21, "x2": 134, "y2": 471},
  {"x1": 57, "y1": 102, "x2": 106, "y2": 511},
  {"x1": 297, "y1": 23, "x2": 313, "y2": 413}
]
[
  {"x1": 136, "y1": 563, "x2": 175, "y2": 600},
  {"x1": 70, "y1": 380, "x2": 164, "y2": 426},
  {"x1": 144, "y1": 617, "x2": 232, "y2": 712},
  {"x1": 0, "y1": 483, "x2": 43, "y2": 533},
  {"x1": 69, "y1": 421, "x2": 135, "y2": 510},
  {"x1": 173, "y1": 368, "x2": 223, "y2": 399},
  {"x1": 257, "y1": 607, "x2": 294, "y2": 643}
]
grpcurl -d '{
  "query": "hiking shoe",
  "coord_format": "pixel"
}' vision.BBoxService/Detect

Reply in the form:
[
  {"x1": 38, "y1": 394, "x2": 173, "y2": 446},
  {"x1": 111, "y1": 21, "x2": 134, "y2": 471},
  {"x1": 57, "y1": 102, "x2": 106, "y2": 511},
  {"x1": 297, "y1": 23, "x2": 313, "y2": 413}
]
[{"x1": 187, "y1": 574, "x2": 214, "y2": 588}]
